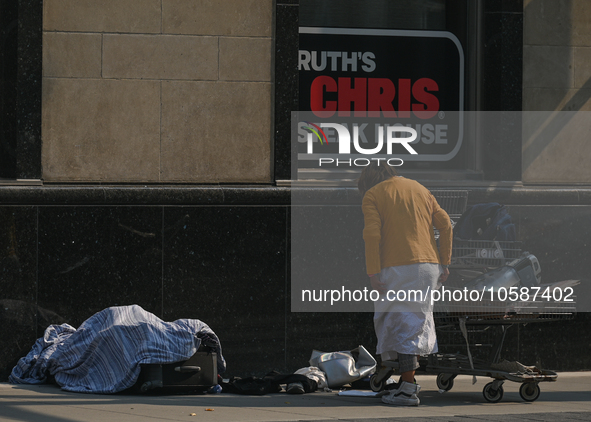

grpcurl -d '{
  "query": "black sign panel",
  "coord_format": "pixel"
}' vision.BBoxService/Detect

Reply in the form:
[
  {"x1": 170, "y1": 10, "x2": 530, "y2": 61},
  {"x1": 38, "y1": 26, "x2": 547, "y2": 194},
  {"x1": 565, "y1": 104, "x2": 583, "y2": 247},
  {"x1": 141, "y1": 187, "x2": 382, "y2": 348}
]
[{"x1": 298, "y1": 28, "x2": 464, "y2": 162}]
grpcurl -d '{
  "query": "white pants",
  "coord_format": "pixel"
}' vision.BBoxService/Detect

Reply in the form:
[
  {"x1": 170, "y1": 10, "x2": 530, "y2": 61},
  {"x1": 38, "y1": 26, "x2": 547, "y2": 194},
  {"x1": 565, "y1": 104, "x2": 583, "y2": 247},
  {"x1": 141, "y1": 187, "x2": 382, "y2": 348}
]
[{"x1": 374, "y1": 263, "x2": 441, "y2": 357}]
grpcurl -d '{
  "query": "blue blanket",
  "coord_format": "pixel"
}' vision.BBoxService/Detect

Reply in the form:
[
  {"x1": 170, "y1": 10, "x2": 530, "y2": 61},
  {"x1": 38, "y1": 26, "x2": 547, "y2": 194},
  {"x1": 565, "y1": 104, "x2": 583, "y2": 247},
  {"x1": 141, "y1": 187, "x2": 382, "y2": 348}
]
[{"x1": 9, "y1": 305, "x2": 226, "y2": 393}]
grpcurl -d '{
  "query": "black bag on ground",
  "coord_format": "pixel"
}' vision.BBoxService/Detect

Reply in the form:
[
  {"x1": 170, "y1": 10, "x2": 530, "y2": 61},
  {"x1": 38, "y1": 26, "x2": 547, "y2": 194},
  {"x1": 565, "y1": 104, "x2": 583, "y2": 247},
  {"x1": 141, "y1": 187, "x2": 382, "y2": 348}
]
[
  {"x1": 453, "y1": 203, "x2": 516, "y2": 241},
  {"x1": 221, "y1": 371, "x2": 317, "y2": 395},
  {"x1": 222, "y1": 376, "x2": 282, "y2": 395}
]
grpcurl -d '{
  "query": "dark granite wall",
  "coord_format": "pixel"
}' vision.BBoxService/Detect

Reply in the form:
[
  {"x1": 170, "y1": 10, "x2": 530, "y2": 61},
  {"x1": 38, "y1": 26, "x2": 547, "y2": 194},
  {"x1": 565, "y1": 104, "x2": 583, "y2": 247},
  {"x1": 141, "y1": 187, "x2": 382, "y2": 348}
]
[
  {"x1": 15, "y1": 0, "x2": 42, "y2": 179},
  {"x1": 0, "y1": 207, "x2": 38, "y2": 380},
  {"x1": 0, "y1": 0, "x2": 42, "y2": 179},
  {"x1": 0, "y1": 202, "x2": 377, "y2": 380},
  {"x1": 0, "y1": 0, "x2": 18, "y2": 178},
  {"x1": 274, "y1": 1, "x2": 299, "y2": 181},
  {"x1": 1, "y1": 197, "x2": 590, "y2": 380},
  {"x1": 481, "y1": 1, "x2": 523, "y2": 180}
]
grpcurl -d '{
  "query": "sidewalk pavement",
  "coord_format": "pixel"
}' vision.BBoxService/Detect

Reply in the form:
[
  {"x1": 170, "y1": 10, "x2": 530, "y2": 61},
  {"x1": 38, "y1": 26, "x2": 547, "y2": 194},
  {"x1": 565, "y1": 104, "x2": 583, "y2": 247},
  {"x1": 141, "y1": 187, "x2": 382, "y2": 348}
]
[{"x1": 1, "y1": 372, "x2": 590, "y2": 422}]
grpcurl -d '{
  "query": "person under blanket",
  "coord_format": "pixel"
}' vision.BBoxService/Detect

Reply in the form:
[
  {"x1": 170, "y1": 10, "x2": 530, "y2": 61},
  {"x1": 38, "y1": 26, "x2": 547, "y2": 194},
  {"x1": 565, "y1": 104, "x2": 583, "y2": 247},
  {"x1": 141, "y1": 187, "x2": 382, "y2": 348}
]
[{"x1": 9, "y1": 305, "x2": 225, "y2": 394}]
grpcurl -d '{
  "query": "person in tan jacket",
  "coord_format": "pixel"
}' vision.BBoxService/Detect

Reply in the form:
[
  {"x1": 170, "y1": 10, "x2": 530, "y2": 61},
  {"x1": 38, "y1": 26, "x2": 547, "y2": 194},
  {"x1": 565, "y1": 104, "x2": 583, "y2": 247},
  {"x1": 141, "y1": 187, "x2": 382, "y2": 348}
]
[{"x1": 358, "y1": 162, "x2": 452, "y2": 406}]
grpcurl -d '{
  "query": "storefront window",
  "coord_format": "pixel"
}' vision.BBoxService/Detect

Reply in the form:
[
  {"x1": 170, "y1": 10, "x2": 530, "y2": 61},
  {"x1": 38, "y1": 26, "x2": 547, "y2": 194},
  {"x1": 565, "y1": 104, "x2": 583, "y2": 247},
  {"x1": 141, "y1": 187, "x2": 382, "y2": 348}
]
[{"x1": 296, "y1": 0, "x2": 480, "y2": 182}]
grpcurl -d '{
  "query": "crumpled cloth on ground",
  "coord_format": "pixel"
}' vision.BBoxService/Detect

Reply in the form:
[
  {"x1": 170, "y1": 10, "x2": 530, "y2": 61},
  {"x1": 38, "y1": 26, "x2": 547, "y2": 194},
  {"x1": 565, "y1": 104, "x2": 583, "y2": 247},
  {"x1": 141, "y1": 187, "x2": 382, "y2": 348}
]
[
  {"x1": 294, "y1": 366, "x2": 329, "y2": 390},
  {"x1": 9, "y1": 305, "x2": 225, "y2": 394}
]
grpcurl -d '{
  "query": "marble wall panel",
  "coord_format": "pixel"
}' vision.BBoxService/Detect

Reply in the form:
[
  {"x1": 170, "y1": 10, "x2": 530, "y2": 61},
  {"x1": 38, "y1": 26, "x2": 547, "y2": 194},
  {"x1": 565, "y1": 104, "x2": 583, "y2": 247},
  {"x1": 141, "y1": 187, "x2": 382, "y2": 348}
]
[
  {"x1": 486, "y1": 0, "x2": 523, "y2": 13},
  {"x1": 511, "y1": 314, "x2": 591, "y2": 371},
  {"x1": 0, "y1": 207, "x2": 37, "y2": 302},
  {"x1": 0, "y1": 0, "x2": 18, "y2": 179},
  {"x1": 37, "y1": 207, "x2": 163, "y2": 327},
  {"x1": 506, "y1": 205, "x2": 590, "y2": 369},
  {"x1": 514, "y1": 205, "x2": 591, "y2": 284},
  {"x1": 274, "y1": 3, "x2": 299, "y2": 182},
  {"x1": 483, "y1": 12, "x2": 523, "y2": 112},
  {"x1": 290, "y1": 205, "x2": 367, "y2": 312},
  {"x1": 286, "y1": 204, "x2": 377, "y2": 370},
  {"x1": 162, "y1": 206, "x2": 287, "y2": 376},
  {"x1": 0, "y1": 207, "x2": 39, "y2": 380},
  {"x1": 16, "y1": 0, "x2": 43, "y2": 179}
]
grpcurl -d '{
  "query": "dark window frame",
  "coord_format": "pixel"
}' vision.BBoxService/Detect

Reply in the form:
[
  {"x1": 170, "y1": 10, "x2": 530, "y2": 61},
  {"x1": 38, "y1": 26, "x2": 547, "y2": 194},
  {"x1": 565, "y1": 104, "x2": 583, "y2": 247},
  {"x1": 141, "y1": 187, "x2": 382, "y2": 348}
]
[{"x1": 0, "y1": 0, "x2": 42, "y2": 182}]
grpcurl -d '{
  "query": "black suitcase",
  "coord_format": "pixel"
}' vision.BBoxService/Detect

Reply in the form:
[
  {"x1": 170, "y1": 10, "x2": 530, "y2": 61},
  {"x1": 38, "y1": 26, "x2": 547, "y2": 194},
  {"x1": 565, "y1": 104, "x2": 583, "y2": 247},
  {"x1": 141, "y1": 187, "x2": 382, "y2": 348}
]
[{"x1": 136, "y1": 350, "x2": 218, "y2": 393}]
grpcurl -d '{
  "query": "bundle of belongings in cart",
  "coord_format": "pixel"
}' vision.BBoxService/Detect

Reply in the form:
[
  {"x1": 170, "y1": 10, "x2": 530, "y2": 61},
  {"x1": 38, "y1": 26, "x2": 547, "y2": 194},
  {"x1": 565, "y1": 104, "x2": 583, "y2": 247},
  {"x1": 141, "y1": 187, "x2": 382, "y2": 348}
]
[
  {"x1": 9, "y1": 305, "x2": 226, "y2": 394},
  {"x1": 440, "y1": 202, "x2": 578, "y2": 319}
]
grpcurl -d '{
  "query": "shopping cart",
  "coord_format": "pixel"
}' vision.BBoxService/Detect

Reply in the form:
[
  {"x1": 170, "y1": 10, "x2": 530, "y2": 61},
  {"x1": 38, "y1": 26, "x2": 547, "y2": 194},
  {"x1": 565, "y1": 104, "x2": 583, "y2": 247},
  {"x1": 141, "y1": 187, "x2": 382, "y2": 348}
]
[
  {"x1": 369, "y1": 276, "x2": 577, "y2": 402},
  {"x1": 430, "y1": 189, "x2": 469, "y2": 222},
  {"x1": 429, "y1": 292, "x2": 575, "y2": 402},
  {"x1": 369, "y1": 194, "x2": 577, "y2": 402},
  {"x1": 430, "y1": 190, "x2": 523, "y2": 271}
]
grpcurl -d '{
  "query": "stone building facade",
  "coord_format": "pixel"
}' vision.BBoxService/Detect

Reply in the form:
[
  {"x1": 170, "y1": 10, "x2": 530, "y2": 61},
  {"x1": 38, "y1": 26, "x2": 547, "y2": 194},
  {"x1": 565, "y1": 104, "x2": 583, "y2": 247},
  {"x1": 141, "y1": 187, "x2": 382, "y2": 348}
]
[{"x1": 1, "y1": 0, "x2": 590, "y2": 381}]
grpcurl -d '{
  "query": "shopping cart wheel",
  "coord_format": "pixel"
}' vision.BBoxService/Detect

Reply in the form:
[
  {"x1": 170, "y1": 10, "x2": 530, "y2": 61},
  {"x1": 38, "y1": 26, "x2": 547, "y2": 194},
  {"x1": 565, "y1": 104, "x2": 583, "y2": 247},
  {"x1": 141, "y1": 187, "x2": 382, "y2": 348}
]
[
  {"x1": 519, "y1": 382, "x2": 540, "y2": 402},
  {"x1": 436, "y1": 373, "x2": 455, "y2": 391},
  {"x1": 483, "y1": 382, "x2": 504, "y2": 403},
  {"x1": 369, "y1": 374, "x2": 385, "y2": 392}
]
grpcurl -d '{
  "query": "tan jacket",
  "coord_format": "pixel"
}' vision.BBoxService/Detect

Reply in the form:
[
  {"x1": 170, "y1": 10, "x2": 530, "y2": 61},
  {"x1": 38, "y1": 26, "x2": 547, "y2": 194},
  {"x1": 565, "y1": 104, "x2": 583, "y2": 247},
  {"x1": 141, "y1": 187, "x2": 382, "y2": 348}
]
[{"x1": 362, "y1": 176, "x2": 453, "y2": 274}]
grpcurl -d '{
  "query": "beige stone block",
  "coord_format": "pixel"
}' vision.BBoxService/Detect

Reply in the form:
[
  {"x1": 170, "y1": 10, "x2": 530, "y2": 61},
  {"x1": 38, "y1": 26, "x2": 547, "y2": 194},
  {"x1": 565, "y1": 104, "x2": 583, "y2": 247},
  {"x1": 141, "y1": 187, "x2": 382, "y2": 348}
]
[
  {"x1": 219, "y1": 37, "x2": 272, "y2": 81},
  {"x1": 44, "y1": 0, "x2": 161, "y2": 33},
  {"x1": 523, "y1": 0, "x2": 573, "y2": 46},
  {"x1": 571, "y1": 0, "x2": 591, "y2": 46},
  {"x1": 525, "y1": 0, "x2": 591, "y2": 47},
  {"x1": 523, "y1": 87, "x2": 591, "y2": 111},
  {"x1": 42, "y1": 79, "x2": 160, "y2": 182},
  {"x1": 161, "y1": 81, "x2": 271, "y2": 182},
  {"x1": 103, "y1": 35, "x2": 218, "y2": 80},
  {"x1": 43, "y1": 32, "x2": 102, "y2": 78},
  {"x1": 523, "y1": 111, "x2": 591, "y2": 183},
  {"x1": 523, "y1": 45, "x2": 574, "y2": 89},
  {"x1": 163, "y1": 0, "x2": 273, "y2": 36},
  {"x1": 574, "y1": 47, "x2": 591, "y2": 88}
]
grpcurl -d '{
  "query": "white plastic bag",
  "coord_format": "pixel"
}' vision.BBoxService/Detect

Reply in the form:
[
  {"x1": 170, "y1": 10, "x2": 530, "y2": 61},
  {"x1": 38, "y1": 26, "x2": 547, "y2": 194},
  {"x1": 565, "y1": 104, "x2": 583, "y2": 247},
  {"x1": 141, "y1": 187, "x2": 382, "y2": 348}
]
[{"x1": 309, "y1": 345, "x2": 376, "y2": 388}]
